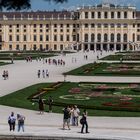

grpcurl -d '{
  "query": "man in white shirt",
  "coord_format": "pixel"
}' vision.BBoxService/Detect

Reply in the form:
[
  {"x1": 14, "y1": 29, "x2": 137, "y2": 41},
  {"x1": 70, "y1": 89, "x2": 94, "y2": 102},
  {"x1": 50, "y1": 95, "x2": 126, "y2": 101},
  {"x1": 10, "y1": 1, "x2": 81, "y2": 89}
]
[{"x1": 73, "y1": 105, "x2": 80, "y2": 126}]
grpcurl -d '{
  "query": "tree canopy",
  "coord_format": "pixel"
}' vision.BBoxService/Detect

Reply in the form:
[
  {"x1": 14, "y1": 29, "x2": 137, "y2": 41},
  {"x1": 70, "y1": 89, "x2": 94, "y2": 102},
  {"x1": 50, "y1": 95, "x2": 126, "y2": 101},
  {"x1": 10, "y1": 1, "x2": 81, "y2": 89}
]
[{"x1": 0, "y1": 0, "x2": 67, "y2": 11}]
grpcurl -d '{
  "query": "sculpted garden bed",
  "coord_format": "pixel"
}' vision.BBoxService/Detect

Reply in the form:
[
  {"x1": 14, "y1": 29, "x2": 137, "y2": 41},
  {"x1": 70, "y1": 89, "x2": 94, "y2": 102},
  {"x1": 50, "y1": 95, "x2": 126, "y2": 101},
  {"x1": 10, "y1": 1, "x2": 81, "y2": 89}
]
[
  {"x1": 65, "y1": 62, "x2": 140, "y2": 76},
  {"x1": 0, "y1": 51, "x2": 56, "y2": 60},
  {"x1": 101, "y1": 51, "x2": 140, "y2": 61},
  {"x1": 1, "y1": 82, "x2": 140, "y2": 116}
]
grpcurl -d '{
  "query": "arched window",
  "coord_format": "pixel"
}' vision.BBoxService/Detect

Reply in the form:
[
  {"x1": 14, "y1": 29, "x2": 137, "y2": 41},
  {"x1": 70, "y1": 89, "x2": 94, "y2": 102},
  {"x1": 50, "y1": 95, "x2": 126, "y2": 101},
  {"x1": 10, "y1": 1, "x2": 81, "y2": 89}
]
[
  {"x1": 84, "y1": 34, "x2": 88, "y2": 42},
  {"x1": 111, "y1": 34, "x2": 114, "y2": 42},
  {"x1": 77, "y1": 33, "x2": 79, "y2": 42},
  {"x1": 104, "y1": 12, "x2": 108, "y2": 18},
  {"x1": 117, "y1": 33, "x2": 121, "y2": 42},
  {"x1": 0, "y1": 35, "x2": 2, "y2": 42},
  {"x1": 97, "y1": 33, "x2": 101, "y2": 42},
  {"x1": 124, "y1": 11, "x2": 127, "y2": 18},
  {"x1": 117, "y1": 12, "x2": 121, "y2": 18},
  {"x1": 98, "y1": 12, "x2": 101, "y2": 18},
  {"x1": 91, "y1": 34, "x2": 95, "y2": 42},
  {"x1": 104, "y1": 34, "x2": 108, "y2": 42},
  {"x1": 123, "y1": 34, "x2": 127, "y2": 42},
  {"x1": 133, "y1": 33, "x2": 135, "y2": 42}
]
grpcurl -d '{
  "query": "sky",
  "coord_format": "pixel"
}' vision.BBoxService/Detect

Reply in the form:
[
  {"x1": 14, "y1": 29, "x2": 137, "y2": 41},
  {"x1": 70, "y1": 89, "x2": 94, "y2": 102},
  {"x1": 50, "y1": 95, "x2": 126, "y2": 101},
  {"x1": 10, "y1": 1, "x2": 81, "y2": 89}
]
[{"x1": 30, "y1": 0, "x2": 140, "y2": 11}]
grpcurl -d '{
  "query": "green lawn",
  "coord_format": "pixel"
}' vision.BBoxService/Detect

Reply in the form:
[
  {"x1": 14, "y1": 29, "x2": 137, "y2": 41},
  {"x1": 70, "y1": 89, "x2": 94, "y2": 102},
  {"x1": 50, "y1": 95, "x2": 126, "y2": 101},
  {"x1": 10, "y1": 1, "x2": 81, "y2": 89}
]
[
  {"x1": 0, "y1": 52, "x2": 55, "y2": 60},
  {"x1": 0, "y1": 61, "x2": 11, "y2": 66},
  {"x1": 101, "y1": 52, "x2": 140, "y2": 61},
  {"x1": 1, "y1": 82, "x2": 140, "y2": 117},
  {"x1": 0, "y1": 50, "x2": 74, "y2": 60},
  {"x1": 65, "y1": 62, "x2": 140, "y2": 76},
  {"x1": 100, "y1": 55, "x2": 123, "y2": 61}
]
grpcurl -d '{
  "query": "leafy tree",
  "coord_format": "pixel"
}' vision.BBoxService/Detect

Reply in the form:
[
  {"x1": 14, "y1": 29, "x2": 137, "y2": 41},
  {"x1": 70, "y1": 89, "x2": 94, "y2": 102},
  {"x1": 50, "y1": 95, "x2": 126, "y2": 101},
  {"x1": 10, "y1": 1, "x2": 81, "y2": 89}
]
[{"x1": 0, "y1": 0, "x2": 67, "y2": 11}]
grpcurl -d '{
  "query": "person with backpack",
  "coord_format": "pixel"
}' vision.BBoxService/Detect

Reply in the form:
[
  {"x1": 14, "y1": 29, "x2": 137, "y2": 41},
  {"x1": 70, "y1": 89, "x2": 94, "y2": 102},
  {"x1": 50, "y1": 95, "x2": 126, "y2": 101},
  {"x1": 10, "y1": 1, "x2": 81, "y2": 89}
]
[
  {"x1": 80, "y1": 109, "x2": 89, "y2": 134},
  {"x1": 8, "y1": 112, "x2": 16, "y2": 131},
  {"x1": 17, "y1": 114, "x2": 25, "y2": 132}
]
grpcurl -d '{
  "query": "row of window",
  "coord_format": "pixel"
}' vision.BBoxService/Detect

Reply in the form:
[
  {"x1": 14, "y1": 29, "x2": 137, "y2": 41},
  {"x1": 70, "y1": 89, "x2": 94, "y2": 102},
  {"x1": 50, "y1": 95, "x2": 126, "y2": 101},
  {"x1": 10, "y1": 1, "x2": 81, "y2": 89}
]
[
  {"x1": 8, "y1": 28, "x2": 72, "y2": 33},
  {"x1": 84, "y1": 33, "x2": 128, "y2": 42},
  {"x1": 8, "y1": 44, "x2": 64, "y2": 51},
  {"x1": 4, "y1": 33, "x2": 138, "y2": 42},
  {"x1": 7, "y1": 24, "x2": 73, "y2": 29},
  {"x1": 2, "y1": 22, "x2": 138, "y2": 29},
  {"x1": 1, "y1": 23, "x2": 140, "y2": 32},
  {"x1": 84, "y1": 11, "x2": 135, "y2": 19},
  {"x1": 7, "y1": 23, "x2": 130, "y2": 34},
  {"x1": 8, "y1": 34, "x2": 73, "y2": 42}
]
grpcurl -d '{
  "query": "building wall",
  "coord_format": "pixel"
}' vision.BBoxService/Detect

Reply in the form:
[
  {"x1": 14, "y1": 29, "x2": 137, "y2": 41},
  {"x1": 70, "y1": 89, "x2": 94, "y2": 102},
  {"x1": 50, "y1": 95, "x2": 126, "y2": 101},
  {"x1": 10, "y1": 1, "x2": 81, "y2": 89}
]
[{"x1": 0, "y1": 4, "x2": 140, "y2": 51}]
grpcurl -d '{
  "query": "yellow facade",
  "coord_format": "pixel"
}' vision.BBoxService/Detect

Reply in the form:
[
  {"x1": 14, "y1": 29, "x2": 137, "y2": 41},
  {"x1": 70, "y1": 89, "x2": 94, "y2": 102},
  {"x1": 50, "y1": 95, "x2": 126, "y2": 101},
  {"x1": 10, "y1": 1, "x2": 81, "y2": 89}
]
[{"x1": 0, "y1": 3, "x2": 140, "y2": 51}]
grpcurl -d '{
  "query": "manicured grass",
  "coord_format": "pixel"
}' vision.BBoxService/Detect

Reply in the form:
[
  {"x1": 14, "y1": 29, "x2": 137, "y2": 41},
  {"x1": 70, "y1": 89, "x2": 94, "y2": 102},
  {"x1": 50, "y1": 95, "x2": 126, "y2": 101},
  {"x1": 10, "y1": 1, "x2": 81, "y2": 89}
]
[
  {"x1": 65, "y1": 62, "x2": 140, "y2": 76},
  {"x1": 0, "y1": 62, "x2": 11, "y2": 66},
  {"x1": 101, "y1": 52, "x2": 140, "y2": 61},
  {"x1": 101, "y1": 55, "x2": 123, "y2": 61},
  {"x1": 0, "y1": 50, "x2": 74, "y2": 60},
  {"x1": 0, "y1": 52, "x2": 56, "y2": 60},
  {"x1": 1, "y1": 82, "x2": 140, "y2": 117}
]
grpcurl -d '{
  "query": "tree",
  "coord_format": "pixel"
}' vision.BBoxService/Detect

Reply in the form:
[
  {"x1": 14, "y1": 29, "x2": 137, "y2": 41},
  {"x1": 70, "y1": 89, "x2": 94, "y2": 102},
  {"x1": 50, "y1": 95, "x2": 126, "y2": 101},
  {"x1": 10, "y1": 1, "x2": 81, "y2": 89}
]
[{"x1": 0, "y1": 0, "x2": 67, "y2": 11}]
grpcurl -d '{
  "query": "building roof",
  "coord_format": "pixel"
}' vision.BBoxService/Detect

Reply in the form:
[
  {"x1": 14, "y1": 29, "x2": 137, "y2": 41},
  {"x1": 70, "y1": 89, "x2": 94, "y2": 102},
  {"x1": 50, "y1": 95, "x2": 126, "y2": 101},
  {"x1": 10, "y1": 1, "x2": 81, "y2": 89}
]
[{"x1": 0, "y1": 11, "x2": 72, "y2": 20}]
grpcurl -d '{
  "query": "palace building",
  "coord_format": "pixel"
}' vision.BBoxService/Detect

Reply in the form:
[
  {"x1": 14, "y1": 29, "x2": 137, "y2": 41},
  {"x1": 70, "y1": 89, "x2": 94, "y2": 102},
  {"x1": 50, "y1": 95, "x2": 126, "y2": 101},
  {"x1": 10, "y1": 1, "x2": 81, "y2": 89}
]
[{"x1": 0, "y1": 3, "x2": 140, "y2": 51}]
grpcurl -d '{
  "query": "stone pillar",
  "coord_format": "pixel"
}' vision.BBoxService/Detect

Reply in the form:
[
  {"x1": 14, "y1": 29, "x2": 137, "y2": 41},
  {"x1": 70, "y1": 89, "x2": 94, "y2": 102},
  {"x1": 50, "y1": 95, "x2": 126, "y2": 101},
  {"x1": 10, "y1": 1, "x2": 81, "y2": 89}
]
[
  {"x1": 100, "y1": 43, "x2": 103, "y2": 51},
  {"x1": 94, "y1": 43, "x2": 96, "y2": 51},
  {"x1": 121, "y1": 44, "x2": 123, "y2": 52},
  {"x1": 114, "y1": 44, "x2": 117, "y2": 51}
]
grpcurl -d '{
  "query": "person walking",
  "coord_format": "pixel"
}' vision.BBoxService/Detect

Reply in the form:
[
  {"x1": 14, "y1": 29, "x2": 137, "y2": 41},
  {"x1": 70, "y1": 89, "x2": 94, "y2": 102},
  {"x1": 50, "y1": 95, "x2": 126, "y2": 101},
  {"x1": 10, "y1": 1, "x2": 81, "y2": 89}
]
[
  {"x1": 37, "y1": 70, "x2": 41, "y2": 78},
  {"x1": 62, "y1": 106, "x2": 71, "y2": 130},
  {"x1": 80, "y1": 109, "x2": 89, "y2": 134},
  {"x1": 17, "y1": 114, "x2": 25, "y2": 132},
  {"x1": 42, "y1": 70, "x2": 45, "y2": 78},
  {"x1": 8, "y1": 112, "x2": 16, "y2": 131},
  {"x1": 73, "y1": 105, "x2": 80, "y2": 126},
  {"x1": 38, "y1": 97, "x2": 45, "y2": 114},
  {"x1": 48, "y1": 96, "x2": 53, "y2": 112},
  {"x1": 46, "y1": 69, "x2": 49, "y2": 77}
]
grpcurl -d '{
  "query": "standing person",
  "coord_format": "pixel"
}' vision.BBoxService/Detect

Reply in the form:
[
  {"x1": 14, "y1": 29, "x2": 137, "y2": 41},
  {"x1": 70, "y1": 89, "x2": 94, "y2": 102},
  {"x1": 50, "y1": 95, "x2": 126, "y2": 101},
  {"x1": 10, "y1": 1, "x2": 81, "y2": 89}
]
[
  {"x1": 5, "y1": 70, "x2": 9, "y2": 79},
  {"x1": 8, "y1": 112, "x2": 16, "y2": 131},
  {"x1": 73, "y1": 105, "x2": 80, "y2": 126},
  {"x1": 80, "y1": 109, "x2": 89, "y2": 134},
  {"x1": 17, "y1": 114, "x2": 25, "y2": 132},
  {"x1": 2, "y1": 70, "x2": 6, "y2": 80},
  {"x1": 38, "y1": 97, "x2": 45, "y2": 114},
  {"x1": 37, "y1": 70, "x2": 41, "y2": 78},
  {"x1": 48, "y1": 96, "x2": 53, "y2": 113},
  {"x1": 46, "y1": 69, "x2": 49, "y2": 77},
  {"x1": 42, "y1": 70, "x2": 45, "y2": 78},
  {"x1": 62, "y1": 106, "x2": 71, "y2": 130}
]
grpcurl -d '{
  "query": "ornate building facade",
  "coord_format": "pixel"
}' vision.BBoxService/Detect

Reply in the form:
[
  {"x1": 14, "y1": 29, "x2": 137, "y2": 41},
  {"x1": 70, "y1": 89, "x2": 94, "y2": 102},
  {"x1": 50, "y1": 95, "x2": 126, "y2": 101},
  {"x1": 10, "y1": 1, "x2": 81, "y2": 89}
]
[{"x1": 0, "y1": 3, "x2": 140, "y2": 51}]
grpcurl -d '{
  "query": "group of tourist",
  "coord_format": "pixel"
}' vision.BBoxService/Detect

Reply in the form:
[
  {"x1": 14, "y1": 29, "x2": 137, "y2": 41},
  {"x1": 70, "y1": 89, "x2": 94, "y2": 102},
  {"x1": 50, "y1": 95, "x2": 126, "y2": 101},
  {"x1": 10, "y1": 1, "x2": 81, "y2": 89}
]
[
  {"x1": 62, "y1": 105, "x2": 89, "y2": 133},
  {"x1": 84, "y1": 55, "x2": 88, "y2": 60},
  {"x1": 2, "y1": 70, "x2": 9, "y2": 80},
  {"x1": 44, "y1": 58, "x2": 66, "y2": 66},
  {"x1": 37, "y1": 69, "x2": 49, "y2": 78},
  {"x1": 72, "y1": 57, "x2": 77, "y2": 63},
  {"x1": 37, "y1": 97, "x2": 89, "y2": 133},
  {"x1": 8, "y1": 112, "x2": 25, "y2": 132},
  {"x1": 25, "y1": 56, "x2": 32, "y2": 62},
  {"x1": 38, "y1": 96, "x2": 53, "y2": 114}
]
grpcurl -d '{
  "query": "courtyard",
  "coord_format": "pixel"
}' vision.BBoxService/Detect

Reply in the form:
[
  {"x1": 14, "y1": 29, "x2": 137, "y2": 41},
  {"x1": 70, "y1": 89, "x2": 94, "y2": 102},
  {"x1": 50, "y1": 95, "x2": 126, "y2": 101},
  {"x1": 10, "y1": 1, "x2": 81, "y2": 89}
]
[{"x1": 0, "y1": 50, "x2": 140, "y2": 139}]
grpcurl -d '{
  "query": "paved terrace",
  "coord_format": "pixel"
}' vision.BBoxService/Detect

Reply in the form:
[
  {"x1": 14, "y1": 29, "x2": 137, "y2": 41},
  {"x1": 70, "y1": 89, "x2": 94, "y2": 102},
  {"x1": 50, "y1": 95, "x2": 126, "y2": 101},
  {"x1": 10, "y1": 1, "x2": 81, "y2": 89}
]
[{"x1": 0, "y1": 50, "x2": 140, "y2": 140}]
